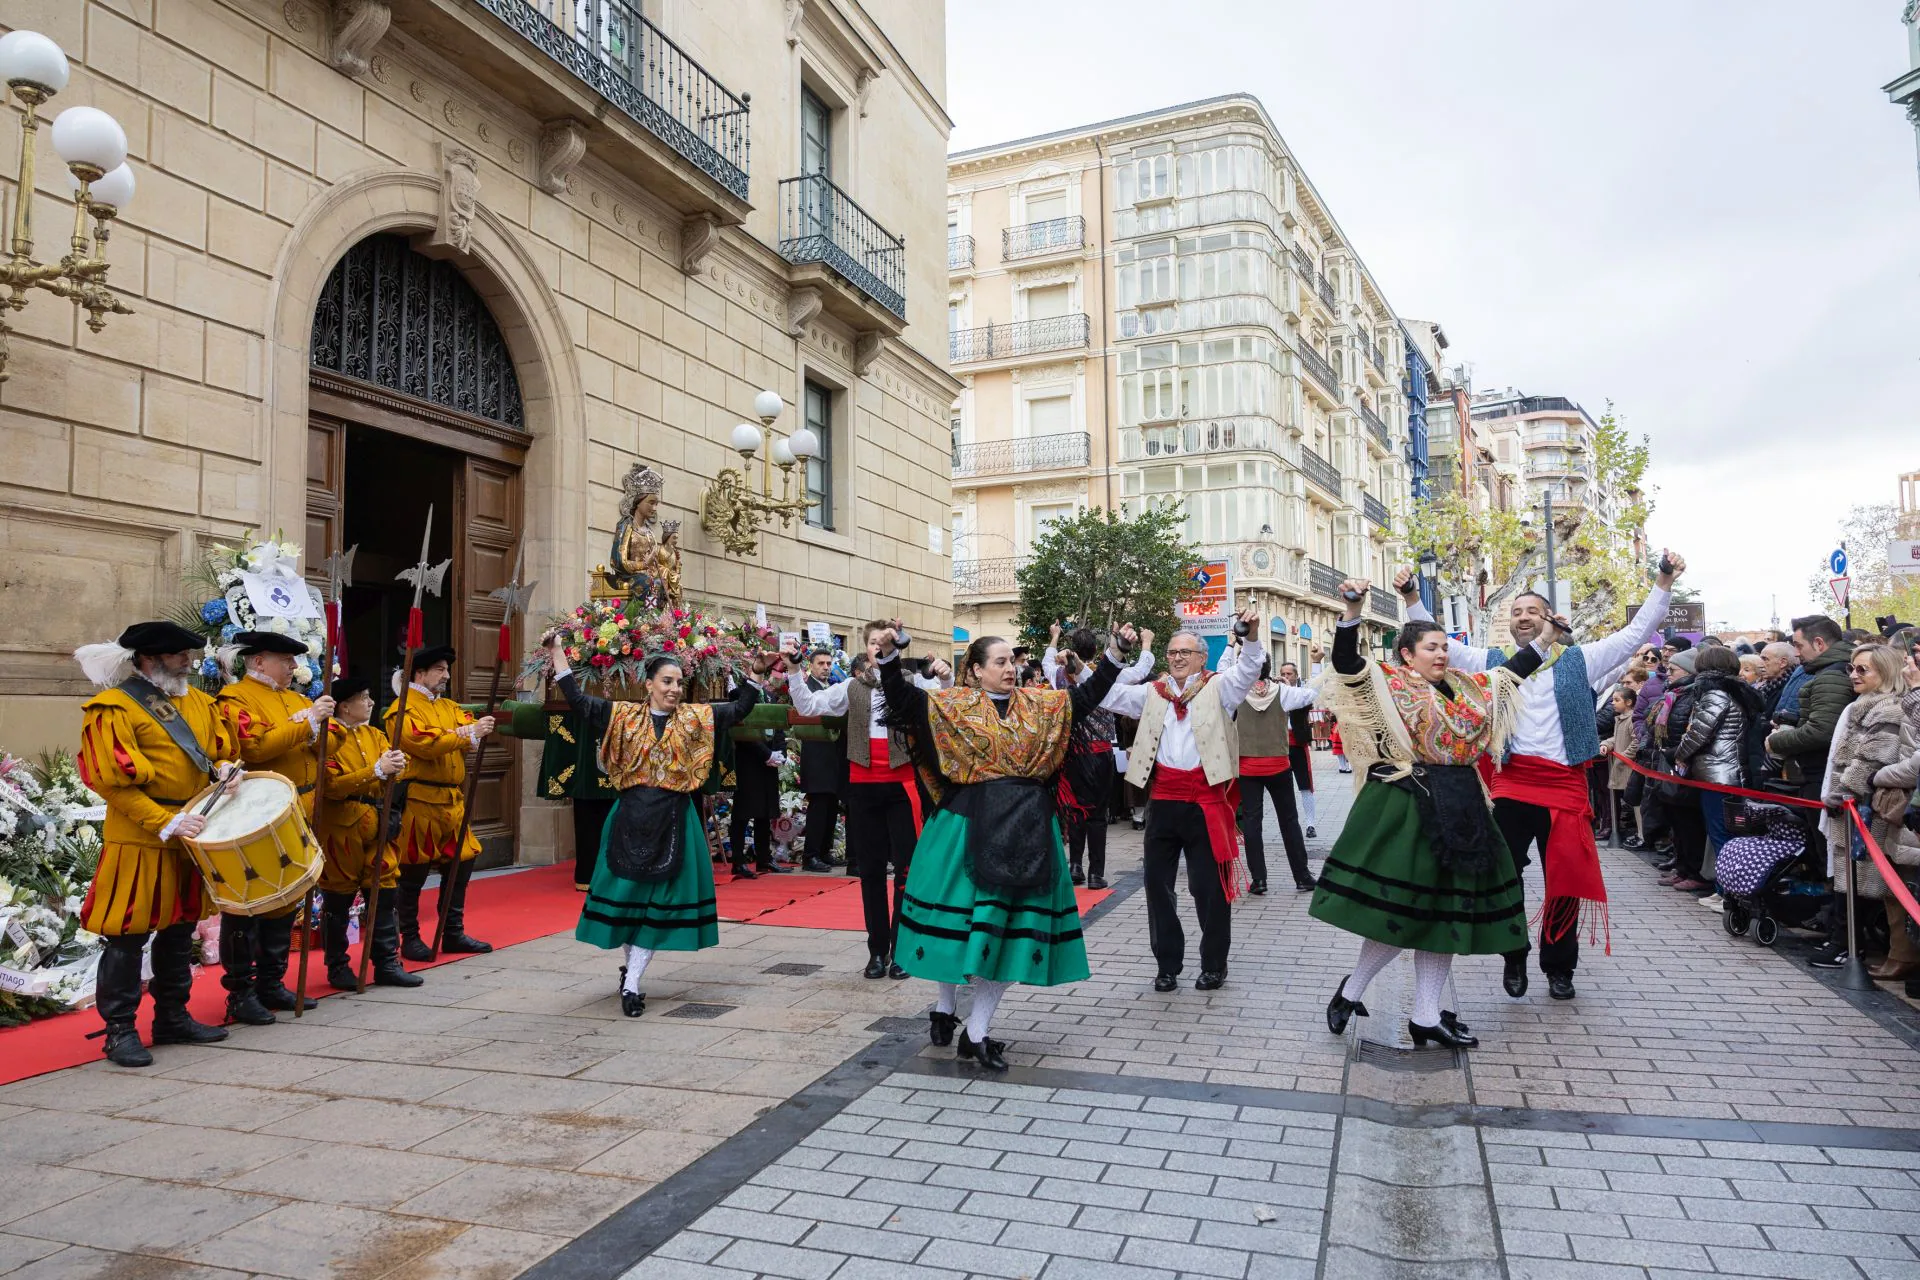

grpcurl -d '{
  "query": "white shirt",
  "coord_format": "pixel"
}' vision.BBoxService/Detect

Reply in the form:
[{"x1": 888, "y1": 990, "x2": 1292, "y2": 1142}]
[
  {"x1": 1101, "y1": 639, "x2": 1266, "y2": 771},
  {"x1": 1405, "y1": 588, "x2": 1671, "y2": 765},
  {"x1": 787, "y1": 664, "x2": 948, "y2": 737},
  {"x1": 1042, "y1": 646, "x2": 1154, "y2": 688}
]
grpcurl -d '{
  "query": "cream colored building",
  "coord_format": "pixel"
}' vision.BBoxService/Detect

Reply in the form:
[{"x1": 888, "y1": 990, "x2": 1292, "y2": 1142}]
[
  {"x1": 0, "y1": 0, "x2": 957, "y2": 865},
  {"x1": 1469, "y1": 389, "x2": 1619, "y2": 532},
  {"x1": 946, "y1": 95, "x2": 1413, "y2": 670}
]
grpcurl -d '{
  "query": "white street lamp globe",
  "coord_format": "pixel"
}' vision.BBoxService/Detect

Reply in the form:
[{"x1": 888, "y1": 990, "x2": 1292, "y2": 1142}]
[
  {"x1": 753, "y1": 389, "x2": 784, "y2": 423},
  {"x1": 730, "y1": 422, "x2": 763, "y2": 455},
  {"x1": 0, "y1": 31, "x2": 71, "y2": 96},
  {"x1": 787, "y1": 428, "x2": 819, "y2": 460},
  {"x1": 770, "y1": 437, "x2": 795, "y2": 466},
  {"x1": 69, "y1": 162, "x2": 135, "y2": 211},
  {"x1": 51, "y1": 106, "x2": 128, "y2": 177}
]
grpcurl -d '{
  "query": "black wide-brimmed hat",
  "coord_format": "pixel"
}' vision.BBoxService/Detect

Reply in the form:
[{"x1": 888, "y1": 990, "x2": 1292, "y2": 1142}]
[
  {"x1": 117, "y1": 620, "x2": 206, "y2": 656},
  {"x1": 411, "y1": 644, "x2": 456, "y2": 669},
  {"x1": 233, "y1": 630, "x2": 307, "y2": 656},
  {"x1": 330, "y1": 676, "x2": 372, "y2": 703}
]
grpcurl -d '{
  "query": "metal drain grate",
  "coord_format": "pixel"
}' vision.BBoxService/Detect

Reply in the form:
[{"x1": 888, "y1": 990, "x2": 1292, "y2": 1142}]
[
  {"x1": 1353, "y1": 1040, "x2": 1461, "y2": 1073},
  {"x1": 663, "y1": 1002, "x2": 737, "y2": 1020},
  {"x1": 762, "y1": 962, "x2": 823, "y2": 976}
]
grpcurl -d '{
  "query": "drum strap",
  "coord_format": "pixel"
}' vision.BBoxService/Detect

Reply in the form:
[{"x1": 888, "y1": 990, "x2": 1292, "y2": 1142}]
[
  {"x1": 297, "y1": 784, "x2": 315, "y2": 795},
  {"x1": 116, "y1": 677, "x2": 214, "y2": 777}
]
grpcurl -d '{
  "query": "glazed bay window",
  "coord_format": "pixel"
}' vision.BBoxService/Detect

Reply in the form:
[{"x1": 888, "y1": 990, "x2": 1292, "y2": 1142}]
[{"x1": 803, "y1": 379, "x2": 834, "y2": 530}]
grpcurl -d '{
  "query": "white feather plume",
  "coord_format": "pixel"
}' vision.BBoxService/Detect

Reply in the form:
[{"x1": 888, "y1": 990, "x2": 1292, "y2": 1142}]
[{"x1": 73, "y1": 643, "x2": 134, "y2": 690}]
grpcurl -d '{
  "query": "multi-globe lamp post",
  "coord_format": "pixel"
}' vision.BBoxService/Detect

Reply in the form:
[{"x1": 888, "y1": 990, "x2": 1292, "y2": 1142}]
[
  {"x1": 699, "y1": 390, "x2": 822, "y2": 556},
  {"x1": 0, "y1": 29, "x2": 138, "y2": 382}
]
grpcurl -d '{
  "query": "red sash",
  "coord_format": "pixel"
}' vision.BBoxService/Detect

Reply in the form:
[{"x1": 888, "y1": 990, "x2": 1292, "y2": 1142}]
[
  {"x1": 852, "y1": 737, "x2": 923, "y2": 834},
  {"x1": 1492, "y1": 753, "x2": 1608, "y2": 952},
  {"x1": 1239, "y1": 755, "x2": 1289, "y2": 777},
  {"x1": 1152, "y1": 765, "x2": 1245, "y2": 903}
]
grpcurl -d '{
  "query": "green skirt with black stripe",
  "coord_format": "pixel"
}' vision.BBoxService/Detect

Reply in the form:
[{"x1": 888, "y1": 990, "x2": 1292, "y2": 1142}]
[
  {"x1": 895, "y1": 807, "x2": 1090, "y2": 987},
  {"x1": 574, "y1": 799, "x2": 718, "y2": 952},
  {"x1": 1309, "y1": 781, "x2": 1527, "y2": 955}
]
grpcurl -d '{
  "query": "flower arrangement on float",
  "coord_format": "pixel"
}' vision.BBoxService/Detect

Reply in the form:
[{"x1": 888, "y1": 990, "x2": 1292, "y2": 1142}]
[
  {"x1": 174, "y1": 535, "x2": 328, "y2": 695},
  {"x1": 522, "y1": 599, "x2": 764, "y2": 694},
  {"x1": 0, "y1": 751, "x2": 107, "y2": 1025}
]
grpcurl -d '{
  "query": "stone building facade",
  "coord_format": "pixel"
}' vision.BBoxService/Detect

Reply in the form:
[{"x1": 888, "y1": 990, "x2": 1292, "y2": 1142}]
[{"x1": 0, "y1": 0, "x2": 957, "y2": 865}]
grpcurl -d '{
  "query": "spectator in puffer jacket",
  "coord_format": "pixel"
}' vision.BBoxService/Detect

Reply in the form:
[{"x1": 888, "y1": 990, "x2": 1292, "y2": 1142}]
[{"x1": 1673, "y1": 645, "x2": 1766, "y2": 881}]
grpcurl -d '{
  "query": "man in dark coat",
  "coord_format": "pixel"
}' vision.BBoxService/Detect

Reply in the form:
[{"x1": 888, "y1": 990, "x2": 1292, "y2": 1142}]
[{"x1": 796, "y1": 648, "x2": 846, "y2": 873}]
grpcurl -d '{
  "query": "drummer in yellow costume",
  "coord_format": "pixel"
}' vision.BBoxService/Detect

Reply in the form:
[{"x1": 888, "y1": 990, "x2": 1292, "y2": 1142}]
[
  {"x1": 386, "y1": 644, "x2": 497, "y2": 959},
  {"x1": 316, "y1": 677, "x2": 421, "y2": 990},
  {"x1": 212, "y1": 631, "x2": 332, "y2": 1024},
  {"x1": 74, "y1": 620, "x2": 241, "y2": 1068}
]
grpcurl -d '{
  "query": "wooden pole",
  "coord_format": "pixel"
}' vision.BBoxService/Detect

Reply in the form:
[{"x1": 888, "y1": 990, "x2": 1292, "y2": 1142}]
[
  {"x1": 294, "y1": 611, "x2": 336, "y2": 1016},
  {"x1": 427, "y1": 645, "x2": 508, "y2": 958},
  {"x1": 359, "y1": 641, "x2": 419, "y2": 993}
]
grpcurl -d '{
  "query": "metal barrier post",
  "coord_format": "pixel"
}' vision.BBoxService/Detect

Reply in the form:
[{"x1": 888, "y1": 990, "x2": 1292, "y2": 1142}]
[{"x1": 1839, "y1": 853, "x2": 1876, "y2": 991}]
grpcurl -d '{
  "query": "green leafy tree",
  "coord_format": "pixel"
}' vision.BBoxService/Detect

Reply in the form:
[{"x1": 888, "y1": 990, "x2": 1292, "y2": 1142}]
[
  {"x1": 1015, "y1": 505, "x2": 1198, "y2": 648},
  {"x1": 1402, "y1": 489, "x2": 1530, "y2": 637},
  {"x1": 1557, "y1": 404, "x2": 1654, "y2": 635},
  {"x1": 1806, "y1": 502, "x2": 1897, "y2": 623}
]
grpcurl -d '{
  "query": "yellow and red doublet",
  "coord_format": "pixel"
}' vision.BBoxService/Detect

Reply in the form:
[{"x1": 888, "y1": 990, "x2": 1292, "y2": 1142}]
[
  {"x1": 78, "y1": 685, "x2": 238, "y2": 937},
  {"x1": 318, "y1": 720, "x2": 403, "y2": 892},
  {"x1": 385, "y1": 690, "x2": 481, "y2": 865},
  {"x1": 216, "y1": 675, "x2": 322, "y2": 809}
]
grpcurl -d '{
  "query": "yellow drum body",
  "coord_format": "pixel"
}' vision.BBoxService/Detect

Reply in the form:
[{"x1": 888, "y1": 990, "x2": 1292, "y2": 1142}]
[{"x1": 180, "y1": 772, "x2": 323, "y2": 917}]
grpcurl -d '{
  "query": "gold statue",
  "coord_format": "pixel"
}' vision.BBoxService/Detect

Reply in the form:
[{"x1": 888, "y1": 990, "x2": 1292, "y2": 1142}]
[
  {"x1": 655, "y1": 520, "x2": 683, "y2": 608},
  {"x1": 599, "y1": 462, "x2": 681, "y2": 609}
]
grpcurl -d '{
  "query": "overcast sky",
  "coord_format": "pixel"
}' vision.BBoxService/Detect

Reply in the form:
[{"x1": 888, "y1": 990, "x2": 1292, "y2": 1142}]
[{"x1": 946, "y1": 1, "x2": 1920, "y2": 629}]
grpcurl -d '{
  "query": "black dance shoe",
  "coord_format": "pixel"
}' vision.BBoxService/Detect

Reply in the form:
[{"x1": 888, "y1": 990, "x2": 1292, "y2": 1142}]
[
  {"x1": 1547, "y1": 973, "x2": 1577, "y2": 1000},
  {"x1": 1502, "y1": 953, "x2": 1529, "y2": 999},
  {"x1": 1248, "y1": 879, "x2": 1267, "y2": 896},
  {"x1": 929, "y1": 1010, "x2": 957, "y2": 1046},
  {"x1": 1087, "y1": 874, "x2": 1109, "y2": 890},
  {"x1": 1440, "y1": 1010, "x2": 1470, "y2": 1036},
  {"x1": 1295, "y1": 877, "x2": 1317, "y2": 893},
  {"x1": 620, "y1": 989, "x2": 646, "y2": 1018},
  {"x1": 730, "y1": 863, "x2": 758, "y2": 880},
  {"x1": 1195, "y1": 971, "x2": 1225, "y2": 991},
  {"x1": 1326, "y1": 977, "x2": 1368, "y2": 1035},
  {"x1": 957, "y1": 1028, "x2": 1008, "y2": 1071},
  {"x1": 1409, "y1": 1018, "x2": 1478, "y2": 1049},
  {"x1": 863, "y1": 955, "x2": 888, "y2": 979},
  {"x1": 1305, "y1": 825, "x2": 1317, "y2": 838},
  {"x1": 888, "y1": 961, "x2": 908, "y2": 980},
  {"x1": 801, "y1": 858, "x2": 834, "y2": 873},
  {"x1": 1070, "y1": 862, "x2": 1086, "y2": 886},
  {"x1": 1152, "y1": 973, "x2": 1178, "y2": 993}
]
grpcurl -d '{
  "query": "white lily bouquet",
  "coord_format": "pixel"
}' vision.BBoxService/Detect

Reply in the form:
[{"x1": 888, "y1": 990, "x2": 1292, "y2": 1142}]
[{"x1": 0, "y1": 752, "x2": 107, "y2": 1025}]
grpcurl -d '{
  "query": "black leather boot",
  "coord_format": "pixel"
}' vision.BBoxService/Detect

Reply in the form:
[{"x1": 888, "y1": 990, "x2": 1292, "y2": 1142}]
[
  {"x1": 321, "y1": 891, "x2": 357, "y2": 991},
  {"x1": 371, "y1": 900, "x2": 423, "y2": 987},
  {"x1": 92, "y1": 937, "x2": 152, "y2": 1067},
  {"x1": 151, "y1": 923, "x2": 229, "y2": 1044},
  {"x1": 217, "y1": 915, "x2": 275, "y2": 1026},
  {"x1": 1069, "y1": 854, "x2": 1085, "y2": 886},
  {"x1": 439, "y1": 857, "x2": 492, "y2": 954},
  {"x1": 395, "y1": 869, "x2": 432, "y2": 962},
  {"x1": 254, "y1": 910, "x2": 316, "y2": 1011}
]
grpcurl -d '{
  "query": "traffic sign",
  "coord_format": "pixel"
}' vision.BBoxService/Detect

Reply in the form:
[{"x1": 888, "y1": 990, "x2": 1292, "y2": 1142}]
[
  {"x1": 1831, "y1": 577, "x2": 1851, "y2": 607},
  {"x1": 1830, "y1": 547, "x2": 1849, "y2": 577}
]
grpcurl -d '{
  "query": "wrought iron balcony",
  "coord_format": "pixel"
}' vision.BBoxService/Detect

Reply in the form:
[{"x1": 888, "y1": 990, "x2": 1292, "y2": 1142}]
[
  {"x1": 1003, "y1": 216, "x2": 1084, "y2": 261},
  {"x1": 952, "y1": 432, "x2": 1090, "y2": 479},
  {"x1": 1317, "y1": 271, "x2": 1336, "y2": 308},
  {"x1": 1363, "y1": 492, "x2": 1390, "y2": 530},
  {"x1": 1291, "y1": 244, "x2": 1314, "y2": 278},
  {"x1": 1370, "y1": 342, "x2": 1387, "y2": 376},
  {"x1": 1295, "y1": 344, "x2": 1340, "y2": 398},
  {"x1": 1357, "y1": 401, "x2": 1391, "y2": 453},
  {"x1": 947, "y1": 234, "x2": 975, "y2": 271},
  {"x1": 952, "y1": 556, "x2": 1025, "y2": 598},
  {"x1": 1300, "y1": 446, "x2": 1341, "y2": 497},
  {"x1": 1309, "y1": 559, "x2": 1344, "y2": 601},
  {"x1": 491, "y1": 0, "x2": 749, "y2": 200},
  {"x1": 1370, "y1": 586, "x2": 1401, "y2": 621},
  {"x1": 778, "y1": 174, "x2": 906, "y2": 319},
  {"x1": 948, "y1": 314, "x2": 1089, "y2": 364}
]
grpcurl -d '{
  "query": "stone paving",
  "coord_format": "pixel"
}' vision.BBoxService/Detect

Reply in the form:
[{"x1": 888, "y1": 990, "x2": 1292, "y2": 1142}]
[{"x1": 10, "y1": 753, "x2": 1920, "y2": 1279}]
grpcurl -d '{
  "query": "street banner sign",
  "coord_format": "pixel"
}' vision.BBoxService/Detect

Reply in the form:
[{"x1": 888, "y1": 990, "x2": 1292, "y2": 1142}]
[
  {"x1": 1176, "y1": 559, "x2": 1234, "y2": 636},
  {"x1": 1890, "y1": 541, "x2": 1920, "y2": 577}
]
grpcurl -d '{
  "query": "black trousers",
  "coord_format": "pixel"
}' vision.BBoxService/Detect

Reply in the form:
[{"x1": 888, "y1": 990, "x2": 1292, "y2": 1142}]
[
  {"x1": 1143, "y1": 798, "x2": 1231, "y2": 975},
  {"x1": 1065, "y1": 754, "x2": 1113, "y2": 879},
  {"x1": 846, "y1": 779, "x2": 918, "y2": 959},
  {"x1": 1493, "y1": 797, "x2": 1580, "y2": 976},
  {"x1": 1238, "y1": 771, "x2": 1310, "y2": 887},
  {"x1": 572, "y1": 798, "x2": 614, "y2": 887},
  {"x1": 803, "y1": 791, "x2": 840, "y2": 864},
  {"x1": 1667, "y1": 796, "x2": 1707, "y2": 882}
]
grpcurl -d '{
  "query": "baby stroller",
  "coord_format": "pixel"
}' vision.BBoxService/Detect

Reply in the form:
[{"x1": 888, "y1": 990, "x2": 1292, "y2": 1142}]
[{"x1": 1718, "y1": 799, "x2": 1823, "y2": 947}]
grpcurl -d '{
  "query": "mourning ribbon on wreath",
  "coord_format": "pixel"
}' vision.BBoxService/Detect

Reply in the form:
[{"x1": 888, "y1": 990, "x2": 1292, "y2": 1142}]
[{"x1": 945, "y1": 776, "x2": 1056, "y2": 890}]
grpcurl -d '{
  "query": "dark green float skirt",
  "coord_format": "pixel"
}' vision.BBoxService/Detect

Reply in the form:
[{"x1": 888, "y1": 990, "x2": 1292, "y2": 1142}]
[
  {"x1": 1308, "y1": 781, "x2": 1526, "y2": 955},
  {"x1": 895, "y1": 807, "x2": 1090, "y2": 986},
  {"x1": 574, "y1": 800, "x2": 718, "y2": 952}
]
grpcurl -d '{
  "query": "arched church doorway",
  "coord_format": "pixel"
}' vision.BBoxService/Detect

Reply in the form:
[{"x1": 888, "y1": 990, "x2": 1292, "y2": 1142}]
[{"x1": 305, "y1": 233, "x2": 529, "y2": 865}]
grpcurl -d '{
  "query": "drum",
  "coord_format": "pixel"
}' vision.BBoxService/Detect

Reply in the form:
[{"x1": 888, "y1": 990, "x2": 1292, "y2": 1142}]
[{"x1": 179, "y1": 771, "x2": 323, "y2": 917}]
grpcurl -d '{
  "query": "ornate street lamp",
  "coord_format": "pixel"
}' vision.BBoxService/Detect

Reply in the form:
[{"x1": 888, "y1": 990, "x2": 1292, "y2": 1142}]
[
  {"x1": 0, "y1": 30, "x2": 137, "y2": 382},
  {"x1": 699, "y1": 390, "x2": 820, "y2": 556}
]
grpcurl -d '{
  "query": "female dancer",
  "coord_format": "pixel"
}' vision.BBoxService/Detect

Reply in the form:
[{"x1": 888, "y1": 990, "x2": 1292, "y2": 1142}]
[
  {"x1": 1313, "y1": 577, "x2": 1547, "y2": 1049},
  {"x1": 875, "y1": 620, "x2": 1132, "y2": 1070},
  {"x1": 549, "y1": 637, "x2": 769, "y2": 1016}
]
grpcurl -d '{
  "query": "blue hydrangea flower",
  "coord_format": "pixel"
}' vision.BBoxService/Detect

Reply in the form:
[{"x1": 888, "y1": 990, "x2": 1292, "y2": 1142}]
[
  {"x1": 200, "y1": 598, "x2": 228, "y2": 625},
  {"x1": 219, "y1": 623, "x2": 240, "y2": 643},
  {"x1": 307, "y1": 677, "x2": 326, "y2": 698},
  {"x1": 200, "y1": 657, "x2": 220, "y2": 678}
]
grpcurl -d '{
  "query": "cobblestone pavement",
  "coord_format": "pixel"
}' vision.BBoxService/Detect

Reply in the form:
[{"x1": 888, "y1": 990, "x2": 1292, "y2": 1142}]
[{"x1": 9, "y1": 753, "x2": 1920, "y2": 1279}]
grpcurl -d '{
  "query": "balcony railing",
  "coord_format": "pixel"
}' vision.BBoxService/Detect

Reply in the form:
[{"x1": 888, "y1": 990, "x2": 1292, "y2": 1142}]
[
  {"x1": 1368, "y1": 340, "x2": 1386, "y2": 376},
  {"x1": 1291, "y1": 244, "x2": 1314, "y2": 278},
  {"x1": 947, "y1": 234, "x2": 974, "y2": 271},
  {"x1": 1370, "y1": 586, "x2": 1401, "y2": 621},
  {"x1": 1317, "y1": 271, "x2": 1336, "y2": 307},
  {"x1": 1119, "y1": 417, "x2": 1281, "y2": 462},
  {"x1": 948, "y1": 314, "x2": 1089, "y2": 363},
  {"x1": 1474, "y1": 395, "x2": 1580, "y2": 420},
  {"x1": 778, "y1": 173, "x2": 906, "y2": 318},
  {"x1": 500, "y1": 0, "x2": 749, "y2": 199},
  {"x1": 1363, "y1": 493, "x2": 1390, "y2": 530},
  {"x1": 1309, "y1": 559, "x2": 1344, "y2": 601},
  {"x1": 1295, "y1": 344, "x2": 1339, "y2": 397},
  {"x1": 1527, "y1": 460, "x2": 1589, "y2": 477},
  {"x1": 1003, "y1": 216, "x2": 1085, "y2": 261},
  {"x1": 1358, "y1": 401, "x2": 1391, "y2": 452},
  {"x1": 952, "y1": 556, "x2": 1024, "y2": 597},
  {"x1": 1300, "y1": 446, "x2": 1341, "y2": 497},
  {"x1": 952, "y1": 432, "x2": 1090, "y2": 479}
]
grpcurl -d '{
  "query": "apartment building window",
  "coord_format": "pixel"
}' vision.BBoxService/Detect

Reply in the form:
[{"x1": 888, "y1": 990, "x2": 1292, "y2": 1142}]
[
  {"x1": 1029, "y1": 501, "x2": 1075, "y2": 547},
  {"x1": 1024, "y1": 393, "x2": 1072, "y2": 439},
  {"x1": 1116, "y1": 154, "x2": 1172, "y2": 205},
  {"x1": 1023, "y1": 188, "x2": 1068, "y2": 224},
  {"x1": 803, "y1": 379, "x2": 834, "y2": 530},
  {"x1": 800, "y1": 86, "x2": 832, "y2": 178},
  {"x1": 1024, "y1": 283, "x2": 1071, "y2": 320}
]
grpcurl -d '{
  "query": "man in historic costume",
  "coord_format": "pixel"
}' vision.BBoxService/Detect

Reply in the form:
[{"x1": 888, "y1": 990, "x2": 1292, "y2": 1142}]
[
  {"x1": 787, "y1": 623, "x2": 951, "y2": 979},
  {"x1": 1396, "y1": 552, "x2": 1686, "y2": 1000},
  {"x1": 386, "y1": 644, "x2": 497, "y2": 959},
  {"x1": 1277, "y1": 660, "x2": 1319, "y2": 837},
  {"x1": 211, "y1": 631, "x2": 332, "y2": 1023},
  {"x1": 539, "y1": 695, "x2": 619, "y2": 892},
  {"x1": 795, "y1": 648, "x2": 846, "y2": 873},
  {"x1": 1228, "y1": 648, "x2": 1319, "y2": 895},
  {"x1": 1102, "y1": 610, "x2": 1265, "y2": 992},
  {"x1": 1042, "y1": 624, "x2": 1155, "y2": 889},
  {"x1": 74, "y1": 621, "x2": 240, "y2": 1068},
  {"x1": 315, "y1": 677, "x2": 420, "y2": 990},
  {"x1": 726, "y1": 716, "x2": 787, "y2": 878}
]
